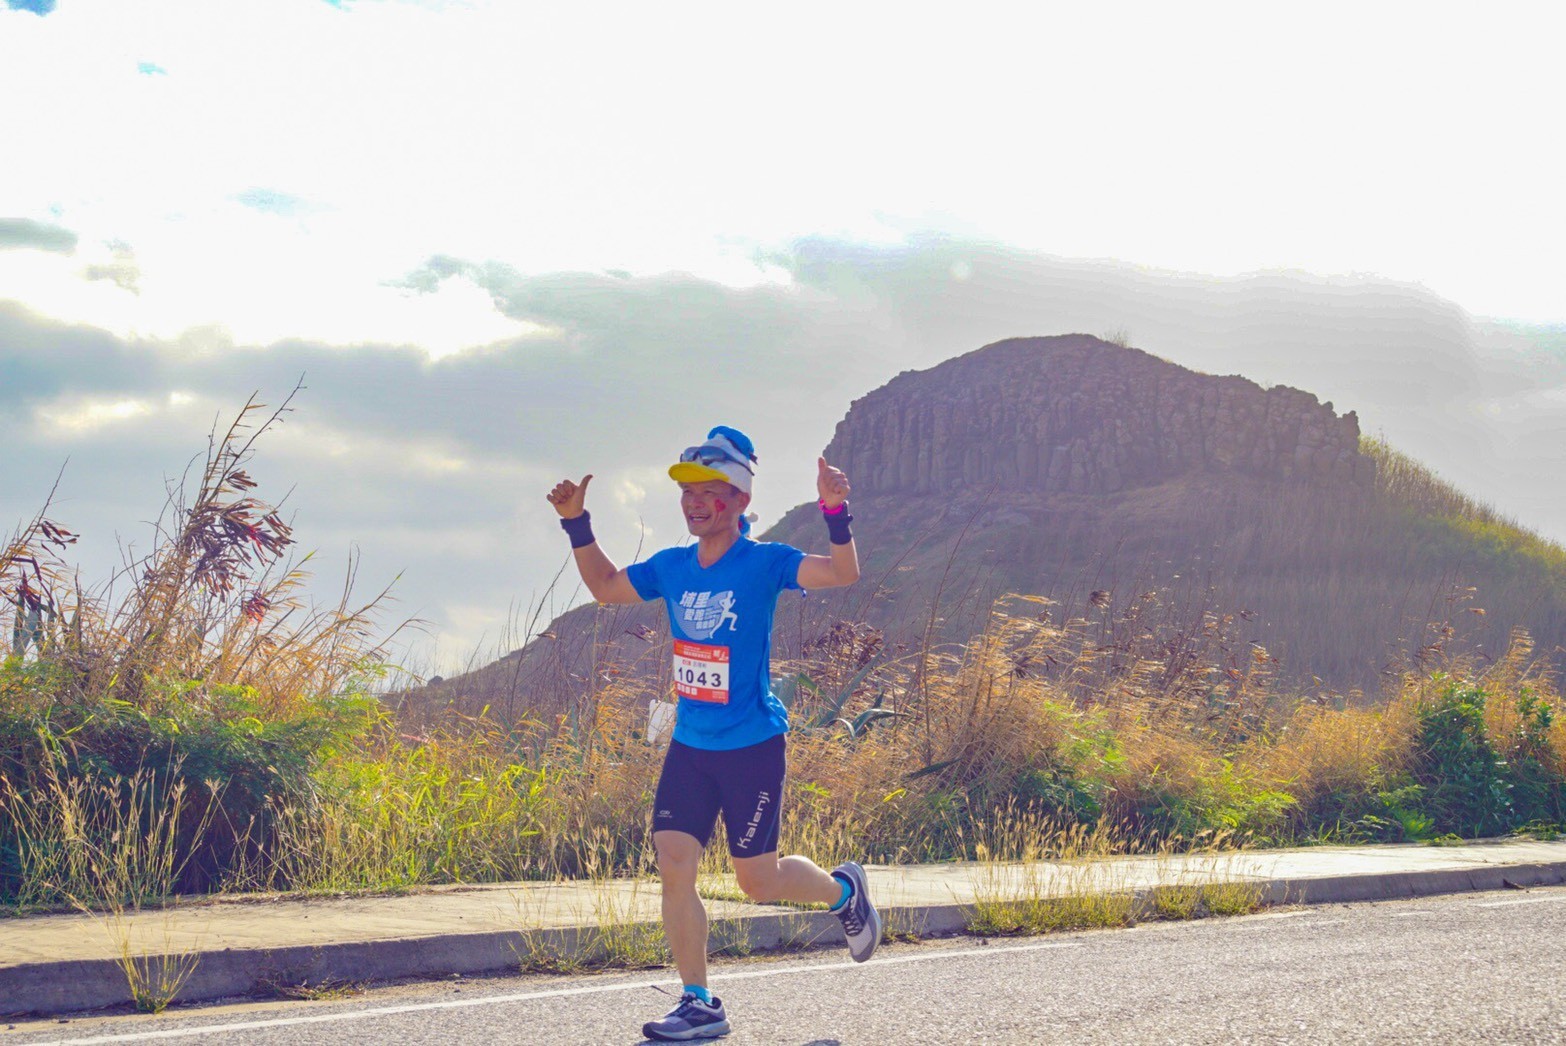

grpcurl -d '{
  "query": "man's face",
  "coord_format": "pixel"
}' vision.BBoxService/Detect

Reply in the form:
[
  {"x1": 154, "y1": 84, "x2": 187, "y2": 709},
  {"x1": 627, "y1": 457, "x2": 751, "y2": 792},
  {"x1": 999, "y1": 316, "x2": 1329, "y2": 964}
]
[{"x1": 680, "y1": 481, "x2": 748, "y2": 538}]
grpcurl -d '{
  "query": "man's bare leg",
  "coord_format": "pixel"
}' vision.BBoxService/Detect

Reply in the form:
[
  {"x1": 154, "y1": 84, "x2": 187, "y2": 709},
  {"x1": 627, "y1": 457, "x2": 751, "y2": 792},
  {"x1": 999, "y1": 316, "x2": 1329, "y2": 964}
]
[
  {"x1": 735, "y1": 850, "x2": 881, "y2": 963},
  {"x1": 654, "y1": 830, "x2": 709, "y2": 988},
  {"x1": 731, "y1": 852, "x2": 843, "y2": 905}
]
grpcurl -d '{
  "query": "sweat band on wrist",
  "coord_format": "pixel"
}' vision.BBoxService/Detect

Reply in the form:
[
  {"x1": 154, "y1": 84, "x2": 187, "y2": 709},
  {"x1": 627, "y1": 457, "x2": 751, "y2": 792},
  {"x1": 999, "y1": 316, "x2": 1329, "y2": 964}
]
[
  {"x1": 560, "y1": 510, "x2": 595, "y2": 549},
  {"x1": 821, "y1": 500, "x2": 854, "y2": 545}
]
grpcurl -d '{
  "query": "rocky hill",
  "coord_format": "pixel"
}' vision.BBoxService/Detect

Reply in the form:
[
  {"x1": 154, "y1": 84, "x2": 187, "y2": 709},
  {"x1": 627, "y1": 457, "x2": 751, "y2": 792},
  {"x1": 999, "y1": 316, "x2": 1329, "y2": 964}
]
[
  {"x1": 397, "y1": 335, "x2": 1566, "y2": 726},
  {"x1": 828, "y1": 335, "x2": 1372, "y2": 495}
]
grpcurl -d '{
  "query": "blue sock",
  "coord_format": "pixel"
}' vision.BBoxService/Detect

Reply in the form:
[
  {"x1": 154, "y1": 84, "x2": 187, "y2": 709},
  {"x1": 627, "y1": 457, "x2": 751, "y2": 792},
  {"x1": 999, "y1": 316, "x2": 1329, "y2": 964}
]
[
  {"x1": 683, "y1": 983, "x2": 711, "y2": 1004},
  {"x1": 829, "y1": 873, "x2": 852, "y2": 911}
]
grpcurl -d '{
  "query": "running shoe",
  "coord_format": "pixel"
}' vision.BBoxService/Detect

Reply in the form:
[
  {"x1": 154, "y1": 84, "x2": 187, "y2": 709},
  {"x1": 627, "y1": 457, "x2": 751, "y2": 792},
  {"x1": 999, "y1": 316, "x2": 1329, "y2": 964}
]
[
  {"x1": 642, "y1": 992, "x2": 731, "y2": 1041},
  {"x1": 831, "y1": 860, "x2": 881, "y2": 963}
]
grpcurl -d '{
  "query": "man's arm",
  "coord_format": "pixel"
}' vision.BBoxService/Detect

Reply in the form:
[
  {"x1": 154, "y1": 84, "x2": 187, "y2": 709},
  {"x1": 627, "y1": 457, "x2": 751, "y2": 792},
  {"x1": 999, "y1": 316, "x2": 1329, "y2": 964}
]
[
  {"x1": 796, "y1": 457, "x2": 860, "y2": 590},
  {"x1": 796, "y1": 541, "x2": 858, "y2": 590},
  {"x1": 546, "y1": 474, "x2": 647, "y2": 605}
]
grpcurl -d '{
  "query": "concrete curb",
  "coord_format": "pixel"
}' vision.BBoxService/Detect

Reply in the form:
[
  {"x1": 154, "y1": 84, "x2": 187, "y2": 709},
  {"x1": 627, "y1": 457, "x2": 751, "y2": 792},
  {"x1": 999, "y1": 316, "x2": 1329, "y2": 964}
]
[
  {"x1": 1258, "y1": 859, "x2": 1566, "y2": 906},
  {"x1": 6, "y1": 860, "x2": 1566, "y2": 1017}
]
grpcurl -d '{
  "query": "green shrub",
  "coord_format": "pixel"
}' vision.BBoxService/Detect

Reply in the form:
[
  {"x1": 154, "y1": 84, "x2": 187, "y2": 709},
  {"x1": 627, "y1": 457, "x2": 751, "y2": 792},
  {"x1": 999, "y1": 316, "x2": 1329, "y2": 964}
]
[
  {"x1": 1411, "y1": 681, "x2": 1512, "y2": 837},
  {"x1": 0, "y1": 664, "x2": 380, "y2": 904},
  {"x1": 1011, "y1": 766, "x2": 1100, "y2": 822},
  {"x1": 1144, "y1": 759, "x2": 1296, "y2": 844},
  {"x1": 1499, "y1": 688, "x2": 1565, "y2": 826}
]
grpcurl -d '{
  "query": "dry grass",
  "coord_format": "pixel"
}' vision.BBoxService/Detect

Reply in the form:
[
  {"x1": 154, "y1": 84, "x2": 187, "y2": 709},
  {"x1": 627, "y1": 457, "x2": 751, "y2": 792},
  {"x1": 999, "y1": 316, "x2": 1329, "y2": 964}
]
[
  {"x1": 93, "y1": 909, "x2": 205, "y2": 1013},
  {"x1": 0, "y1": 754, "x2": 220, "y2": 912},
  {"x1": 960, "y1": 811, "x2": 1139, "y2": 936},
  {"x1": 1198, "y1": 877, "x2": 1267, "y2": 916},
  {"x1": 257, "y1": 976, "x2": 369, "y2": 1002},
  {"x1": 1247, "y1": 702, "x2": 1414, "y2": 830},
  {"x1": 507, "y1": 829, "x2": 669, "y2": 974},
  {"x1": 4, "y1": 756, "x2": 217, "y2": 1011},
  {"x1": 966, "y1": 858, "x2": 1140, "y2": 937},
  {"x1": 1146, "y1": 879, "x2": 1265, "y2": 919},
  {"x1": 7, "y1": 393, "x2": 1566, "y2": 928},
  {"x1": 969, "y1": 886, "x2": 1140, "y2": 936},
  {"x1": 510, "y1": 874, "x2": 669, "y2": 973},
  {"x1": 11, "y1": 591, "x2": 1566, "y2": 908},
  {"x1": 1146, "y1": 848, "x2": 1267, "y2": 920},
  {"x1": 6, "y1": 390, "x2": 395, "y2": 716},
  {"x1": 966, "y1": 823, "x2": 1269, "y2": 939}
]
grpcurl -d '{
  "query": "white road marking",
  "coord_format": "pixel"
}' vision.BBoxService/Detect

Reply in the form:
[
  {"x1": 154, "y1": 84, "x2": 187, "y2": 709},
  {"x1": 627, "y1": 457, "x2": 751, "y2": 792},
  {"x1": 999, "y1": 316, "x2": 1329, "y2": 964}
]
[
  {"x1": 1388, "y1": 911, "x2": 1433, "y2": 918},
  {"x1": 25, "y1": 940, "x2": 1084, "y2": 1045},
  {"x1": 1474, "y1": 895, "x2": 1566, "y2": 909}
]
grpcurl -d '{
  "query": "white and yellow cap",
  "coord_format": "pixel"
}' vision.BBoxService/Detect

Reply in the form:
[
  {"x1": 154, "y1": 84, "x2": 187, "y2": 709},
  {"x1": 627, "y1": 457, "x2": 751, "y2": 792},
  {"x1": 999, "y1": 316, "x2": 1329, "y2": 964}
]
[{"x1": 668, "y1": 426, "x2": 757, "y2": 495}]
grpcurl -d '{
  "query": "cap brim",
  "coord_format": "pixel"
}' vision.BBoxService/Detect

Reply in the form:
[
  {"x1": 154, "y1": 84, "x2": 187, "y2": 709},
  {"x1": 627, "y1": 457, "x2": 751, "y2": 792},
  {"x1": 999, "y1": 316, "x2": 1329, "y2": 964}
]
[{"x1": 668, "y1": 462, "x2": 732, "y2": 484}]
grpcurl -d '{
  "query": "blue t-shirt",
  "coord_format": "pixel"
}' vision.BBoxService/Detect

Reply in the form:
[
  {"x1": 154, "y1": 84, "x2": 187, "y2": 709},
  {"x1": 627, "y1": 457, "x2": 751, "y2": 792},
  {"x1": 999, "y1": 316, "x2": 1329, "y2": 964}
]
[{"x1": 626, "y1": 537, "x2": 805, "y2": 751}]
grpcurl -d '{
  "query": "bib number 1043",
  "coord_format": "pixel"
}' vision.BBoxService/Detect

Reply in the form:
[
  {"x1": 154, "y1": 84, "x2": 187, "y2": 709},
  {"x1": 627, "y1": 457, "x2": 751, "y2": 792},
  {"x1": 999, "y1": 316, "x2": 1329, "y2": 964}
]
[{"x1": 673, "y1": 639, "x2": 730, "y2": 704}]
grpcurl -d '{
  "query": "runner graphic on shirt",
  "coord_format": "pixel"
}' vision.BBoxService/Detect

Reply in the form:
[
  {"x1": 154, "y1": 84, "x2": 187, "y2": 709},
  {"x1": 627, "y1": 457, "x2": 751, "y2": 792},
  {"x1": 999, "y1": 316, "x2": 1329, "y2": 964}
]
[
  {"x1": 677, "y1": 590, "x2": 736, "y2": 640},
  {"x1": 715, "y1": 593, "x2": 739, "y2": 632}
]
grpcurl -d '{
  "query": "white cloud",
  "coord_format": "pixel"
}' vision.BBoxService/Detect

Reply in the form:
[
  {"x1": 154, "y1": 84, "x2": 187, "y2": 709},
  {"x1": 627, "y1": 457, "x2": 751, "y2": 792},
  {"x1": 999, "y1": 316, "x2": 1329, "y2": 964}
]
[
  {"x1": 264, "y1": 416, "x2": 501, "y2": 479},
  {"x1": 35, "y1": 395, "x2": 154, "y2": 434},
  {"x1": 4, "y1": 0, "x2": 1564, "y2": 355},
  {"x1": 613, "y1": 472, "x2": 650, "y2": 510}
]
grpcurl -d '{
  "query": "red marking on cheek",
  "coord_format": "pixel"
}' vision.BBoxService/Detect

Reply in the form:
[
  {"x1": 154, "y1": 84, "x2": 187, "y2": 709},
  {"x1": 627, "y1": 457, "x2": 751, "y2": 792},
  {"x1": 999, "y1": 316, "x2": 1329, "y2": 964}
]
[{"x1": 714, "y1": 499, "x2": 727, "y2": 513}]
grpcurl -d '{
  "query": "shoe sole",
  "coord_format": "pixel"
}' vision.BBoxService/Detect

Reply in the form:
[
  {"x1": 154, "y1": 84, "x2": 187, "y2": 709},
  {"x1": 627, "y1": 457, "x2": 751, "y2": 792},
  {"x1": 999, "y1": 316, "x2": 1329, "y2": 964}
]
[{"x1": 642, "y1": 1020, "x2": 731, "y2": 1041}]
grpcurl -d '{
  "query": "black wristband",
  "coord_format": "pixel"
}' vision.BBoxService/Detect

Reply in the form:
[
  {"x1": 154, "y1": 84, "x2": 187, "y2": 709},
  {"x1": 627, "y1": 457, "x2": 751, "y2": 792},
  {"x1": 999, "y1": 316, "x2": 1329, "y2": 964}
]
[
  {"x1": 560, "y1": 511, "x2": 596, "y2": 549},
  {"x1": 823, "y1": 502, "x2": 854, "y2": 545}
]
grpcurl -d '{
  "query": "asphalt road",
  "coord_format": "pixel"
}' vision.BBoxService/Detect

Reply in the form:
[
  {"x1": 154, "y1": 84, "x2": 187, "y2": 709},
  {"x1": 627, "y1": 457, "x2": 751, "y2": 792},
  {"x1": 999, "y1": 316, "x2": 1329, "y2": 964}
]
[{"x1": 9, "y1": 886, "x2": 1566, "y2": 1045}]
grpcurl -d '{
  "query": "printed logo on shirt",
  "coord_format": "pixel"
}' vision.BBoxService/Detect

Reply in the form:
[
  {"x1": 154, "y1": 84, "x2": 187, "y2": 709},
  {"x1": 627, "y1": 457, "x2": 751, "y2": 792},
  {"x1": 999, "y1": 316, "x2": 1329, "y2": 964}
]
[{"x1": 677, "y1": 590, "x2": 739, "y2": 640}]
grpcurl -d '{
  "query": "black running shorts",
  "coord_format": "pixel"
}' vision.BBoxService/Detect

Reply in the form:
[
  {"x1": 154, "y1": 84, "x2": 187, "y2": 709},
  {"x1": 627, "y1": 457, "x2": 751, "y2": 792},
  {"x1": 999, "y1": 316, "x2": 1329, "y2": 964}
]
[{"x1": 653, "y1": 733, "x2": 785, "y2": 858}]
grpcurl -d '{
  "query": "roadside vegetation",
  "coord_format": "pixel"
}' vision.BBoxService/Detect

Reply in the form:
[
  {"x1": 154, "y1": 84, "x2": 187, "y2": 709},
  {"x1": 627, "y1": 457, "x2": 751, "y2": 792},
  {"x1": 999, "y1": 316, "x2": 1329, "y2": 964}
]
[{"x1": 4, "y1": 398, "x2": 1566, "y2": 921}]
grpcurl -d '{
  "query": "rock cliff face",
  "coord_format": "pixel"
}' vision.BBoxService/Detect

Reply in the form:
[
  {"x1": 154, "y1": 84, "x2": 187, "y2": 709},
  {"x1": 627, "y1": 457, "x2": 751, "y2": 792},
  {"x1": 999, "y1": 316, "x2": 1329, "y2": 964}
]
[
  {"x1": 826, "y1": 335, "x2": 1373, "y2": 495},
  {"x1": 398, "y1": 331, "x2": 1566, "y2": 720}
]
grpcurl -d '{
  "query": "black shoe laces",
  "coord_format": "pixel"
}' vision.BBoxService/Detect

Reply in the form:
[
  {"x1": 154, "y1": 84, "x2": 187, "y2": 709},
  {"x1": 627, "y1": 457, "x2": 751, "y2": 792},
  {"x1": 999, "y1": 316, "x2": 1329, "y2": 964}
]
[
  {"x1": 839, "y1": 897, "x2": 864, "y2": 936},
  {"x1": 652, "y1": 985, "x2": 710, "y2": 1019}
]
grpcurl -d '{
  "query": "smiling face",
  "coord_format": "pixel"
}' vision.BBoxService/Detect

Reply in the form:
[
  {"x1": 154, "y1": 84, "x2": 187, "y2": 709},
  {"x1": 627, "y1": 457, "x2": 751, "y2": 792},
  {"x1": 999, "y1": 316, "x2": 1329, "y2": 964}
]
[{"x1": 680, "y1": 480, "x2": 749, "y2": 539}]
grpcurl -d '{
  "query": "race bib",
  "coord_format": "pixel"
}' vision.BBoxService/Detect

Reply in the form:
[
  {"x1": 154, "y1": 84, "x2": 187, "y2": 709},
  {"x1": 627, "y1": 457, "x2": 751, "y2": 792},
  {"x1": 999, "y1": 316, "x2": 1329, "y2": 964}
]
[{"x1": 673, "y1": 639, "x2": 730, "y2": 704}]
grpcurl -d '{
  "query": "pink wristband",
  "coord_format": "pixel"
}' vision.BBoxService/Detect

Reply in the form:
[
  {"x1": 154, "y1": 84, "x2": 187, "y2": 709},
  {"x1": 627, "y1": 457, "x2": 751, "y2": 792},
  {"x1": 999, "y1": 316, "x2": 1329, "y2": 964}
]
[{"x1": 819, "y1": 498, "x2": 847, "y2": 516}]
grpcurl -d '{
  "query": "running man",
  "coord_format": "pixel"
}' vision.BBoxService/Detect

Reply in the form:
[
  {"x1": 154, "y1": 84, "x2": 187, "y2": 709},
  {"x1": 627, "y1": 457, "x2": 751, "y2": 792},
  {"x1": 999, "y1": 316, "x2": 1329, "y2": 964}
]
[{"x1": 547, "y1": 425, "x2": 880, "y2": 1042}]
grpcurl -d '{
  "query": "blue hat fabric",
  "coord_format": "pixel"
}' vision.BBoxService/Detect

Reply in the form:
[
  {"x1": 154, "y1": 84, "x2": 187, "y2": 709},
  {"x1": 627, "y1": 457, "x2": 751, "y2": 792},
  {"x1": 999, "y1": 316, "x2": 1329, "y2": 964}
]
[{"x1": 668, "y1": 426, "x2": 758, "y2": 495}]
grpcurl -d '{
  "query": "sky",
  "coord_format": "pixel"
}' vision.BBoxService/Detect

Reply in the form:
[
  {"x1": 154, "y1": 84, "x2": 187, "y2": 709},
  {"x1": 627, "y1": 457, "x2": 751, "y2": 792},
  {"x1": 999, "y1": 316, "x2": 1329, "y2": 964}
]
[{"x1": 2, "y1": 0, "x2": 1565, "y2": 668}]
